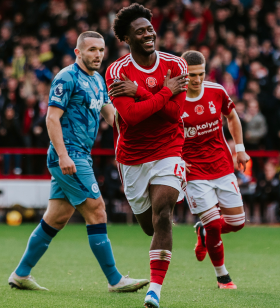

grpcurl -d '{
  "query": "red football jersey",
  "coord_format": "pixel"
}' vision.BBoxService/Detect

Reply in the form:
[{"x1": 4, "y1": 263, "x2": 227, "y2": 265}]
[
  {"x1": 106, "y1": 51, "x2": 188, "y2": 165},
  {"x1": 182, "y1": 81, "x2": 235, "y2": 181}
]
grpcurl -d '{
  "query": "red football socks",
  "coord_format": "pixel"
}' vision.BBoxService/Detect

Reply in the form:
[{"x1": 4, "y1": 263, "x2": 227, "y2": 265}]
[
  {"x1": 149, "y1": 250, "x2": 172, "y2": 285},
  {"x1": 221, "y1": 213, "x2": 245, "y2": 233}
]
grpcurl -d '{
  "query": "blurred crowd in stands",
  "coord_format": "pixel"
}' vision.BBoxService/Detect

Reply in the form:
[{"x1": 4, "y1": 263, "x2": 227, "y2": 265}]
[{"x1": 0, "y1": 0, "x2": 280, "y2": 223}]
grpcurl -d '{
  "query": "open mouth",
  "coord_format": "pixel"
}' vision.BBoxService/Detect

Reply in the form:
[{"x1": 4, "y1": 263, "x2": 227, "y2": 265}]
[{"x1": 143, "y1": 40, "x2": 154, "y2": 47}]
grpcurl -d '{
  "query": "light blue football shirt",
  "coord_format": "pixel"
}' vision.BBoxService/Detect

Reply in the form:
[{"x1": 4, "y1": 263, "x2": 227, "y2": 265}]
[{"x1": 47, "y1": 63, "x2": 111, "y2": 167}]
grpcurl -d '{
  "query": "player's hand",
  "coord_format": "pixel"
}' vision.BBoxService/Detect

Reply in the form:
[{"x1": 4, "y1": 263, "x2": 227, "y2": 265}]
[
  {"x1": 108, "y1": 74, "x2": 138, "y2": 97},
  {"x1": 164, "y1": 69, "x2": 190, "y2": 88},
  {"x1": 59, "y1": 154, "x2": 77, "y2": 175},
  {"x1": 236, "y1": 151, "x2": 250, "y2": 172},
  {"x1": 165, "y1": 69, "x2": 189, "y2": 95},
  {"x1": 185, "y1": 162, "x2": 192, "y2": 174}
]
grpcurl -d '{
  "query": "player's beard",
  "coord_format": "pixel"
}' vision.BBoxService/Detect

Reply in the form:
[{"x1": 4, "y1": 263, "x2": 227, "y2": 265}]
[{"x1": 81, "y1": 55, "x2": 100, "y2": 72}]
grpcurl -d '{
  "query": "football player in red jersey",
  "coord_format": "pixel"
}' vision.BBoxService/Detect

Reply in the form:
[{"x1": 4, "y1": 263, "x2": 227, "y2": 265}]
[
  {"x1": 105, "y1": 4, "x2": 188, "y2": 307},
  {"x1": 180, "y1": 50, "x2": 250, "y2": 289}
]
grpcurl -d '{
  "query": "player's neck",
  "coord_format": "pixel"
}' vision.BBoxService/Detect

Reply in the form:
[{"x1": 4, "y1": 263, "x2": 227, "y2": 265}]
[
  {"x1": 75, "y1": 60, "x2": 95, "y2": 76},
  {"x1": 130, "y1": 49, "x2": 157, "y2": 67},
  {"x1": 187, "y1": 87, "x2": 202, "y2": 98}
]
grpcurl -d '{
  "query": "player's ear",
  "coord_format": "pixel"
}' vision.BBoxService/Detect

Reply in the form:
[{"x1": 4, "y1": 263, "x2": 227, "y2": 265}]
[
  {"x1": 124, "y1": 36, "x2": 130, "y2": 45},
  {"x1": 74, "y1": 48, "x2": 80, "y2": 58}
]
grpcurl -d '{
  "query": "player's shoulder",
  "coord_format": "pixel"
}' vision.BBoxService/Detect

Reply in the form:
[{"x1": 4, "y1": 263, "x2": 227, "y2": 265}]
[
  {"x1": 106, "y1": 53, "x2": 131, "y2": 80},
  {"x1": 158, "y1": 51, "x2": 188, "y2": 72},
  {"x1": 53, "y1": 64, "x2": 76, "y2": 84},
  {"x1": 203, "y1": 81, "x2": 228, "y2": 95}
]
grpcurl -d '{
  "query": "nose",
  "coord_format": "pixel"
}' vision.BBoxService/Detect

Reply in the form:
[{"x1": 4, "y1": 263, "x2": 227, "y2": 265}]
[{"x1": 144, "y1": 29, "x2": 152, "y2": 38}]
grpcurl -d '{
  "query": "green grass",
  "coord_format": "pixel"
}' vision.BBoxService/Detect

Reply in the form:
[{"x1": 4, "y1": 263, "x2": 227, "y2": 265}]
[{"x1": 0, "y1": 224, "x2": 279, "y2": 308}]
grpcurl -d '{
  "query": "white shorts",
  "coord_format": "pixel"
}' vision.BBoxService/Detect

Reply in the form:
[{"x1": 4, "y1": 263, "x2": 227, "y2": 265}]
[
  {"x1": 185, "y1": 173, "x2": 243, "y2": 215},
  {"x1": 118, "y1": 157, "x2": 186, "y2": 214}
]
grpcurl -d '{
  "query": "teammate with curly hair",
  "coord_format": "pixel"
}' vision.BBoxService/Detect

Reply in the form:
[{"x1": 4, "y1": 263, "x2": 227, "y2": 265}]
[{"x1": 106, "y1": 4, "x2": 189, "y2": 308}]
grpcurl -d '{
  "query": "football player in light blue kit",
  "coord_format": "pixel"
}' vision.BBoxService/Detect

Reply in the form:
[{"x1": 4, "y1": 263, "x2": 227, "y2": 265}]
[{"x1": 9, "y1": 31, "x2": 149, "y2": 292}]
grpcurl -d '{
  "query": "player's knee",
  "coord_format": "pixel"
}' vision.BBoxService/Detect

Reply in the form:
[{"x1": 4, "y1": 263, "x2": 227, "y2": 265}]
[
  {"x1": 154, "y1": 208, "x2": 172, "y2": 229},
  {"x1": 92, "y1": 198, "x2": 107, "y2": 222},
  {"x1": 53, "y1": 214, "x2": 71, "y2": 228}
]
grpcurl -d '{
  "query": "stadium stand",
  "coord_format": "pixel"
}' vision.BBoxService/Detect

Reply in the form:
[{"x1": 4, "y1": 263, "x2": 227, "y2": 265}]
[{"x1": 0, "y1": 0, "x2": 280, "y2": 223}]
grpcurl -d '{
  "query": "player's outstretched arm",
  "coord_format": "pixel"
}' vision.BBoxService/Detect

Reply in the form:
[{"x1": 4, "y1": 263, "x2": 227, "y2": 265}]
[
  {"x1": 224, "y1": 109, "x2": 250, "y2": 172},
  {"x1": 46, "y1": 106, "x2": 77, "y2": 175}
]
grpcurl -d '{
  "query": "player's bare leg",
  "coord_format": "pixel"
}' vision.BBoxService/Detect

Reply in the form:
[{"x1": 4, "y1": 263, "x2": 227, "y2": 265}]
[
  {"x1": 9, "y1": 199, "x2": 74, "y2": 290},
  {"x1": 135, "y1": 206, "x2": 154, "y2": 236},
  {"x1": 139, "y1": 185, "x2": 178, "y2": 307},
  {"x1": 195, "y1": 205, "x2": 245, "y2": 289}
]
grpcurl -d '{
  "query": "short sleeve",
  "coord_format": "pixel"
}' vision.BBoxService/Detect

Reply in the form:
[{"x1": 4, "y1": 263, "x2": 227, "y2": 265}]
[
  {"x1": 171, "y1": 56, "x2": 188, "y2": 78},
  {"x1": 101, "y1": 77, "x2": 112, "y2": 108},
  {"x1": 221, "y1": 87, "x2": 235, "y2": 115},
  {"x1": 48, "y1": 71, "x2": 75, "y2": 111}
]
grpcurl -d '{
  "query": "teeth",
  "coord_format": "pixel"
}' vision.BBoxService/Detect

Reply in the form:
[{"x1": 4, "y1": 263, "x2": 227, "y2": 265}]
[{"x1": 144, "y1": 41, "x2": 153, "y2": 44}]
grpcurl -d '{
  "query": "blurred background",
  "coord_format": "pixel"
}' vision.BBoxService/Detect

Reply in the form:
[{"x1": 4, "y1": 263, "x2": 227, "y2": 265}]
[{"x1": 0, "y1": 0, "x2": 280, "y2": 225}]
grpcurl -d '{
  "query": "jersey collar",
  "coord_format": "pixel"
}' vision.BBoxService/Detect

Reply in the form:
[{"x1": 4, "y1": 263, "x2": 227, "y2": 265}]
[
  {"x1": 130, "y1": 50, "x2": 160, "y2": 73},
  {"x1": 185, "y1": 82, "x2": 204, "y2": 102},
  {"x1": 74, "y1": 63, "x2": 95, "y2": 77}
]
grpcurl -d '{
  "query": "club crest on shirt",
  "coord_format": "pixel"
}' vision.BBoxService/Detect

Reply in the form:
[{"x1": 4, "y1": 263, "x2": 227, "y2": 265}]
[
  {"x1": 146, "y1": 77, "x2": 157, "y2": 88},
  {"x1": 208, "y1": 101, "x2": 216, "y2": 114},
  {"x1": 54, "y1": 83, "x2": 63, "y2": 96},
  {"x1": 195, "y1": 105, "x2": 204, "y2": 115},
  {"x1": 94, "y1": 86, "x2": 99, "y2": 95}
]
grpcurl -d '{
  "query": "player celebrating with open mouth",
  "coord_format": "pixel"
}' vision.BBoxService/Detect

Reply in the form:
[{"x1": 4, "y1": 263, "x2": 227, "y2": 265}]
[
  {"x1": 180, "y1": 51, "x2": 250, "y2": 289},
  {"x1": 106, "y1": 4, "x2": 188, "y2": 308}
]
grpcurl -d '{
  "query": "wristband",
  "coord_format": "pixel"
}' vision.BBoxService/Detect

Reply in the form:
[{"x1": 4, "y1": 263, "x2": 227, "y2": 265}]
[{"x1": 235, "y1": 144, "x2": 245, "y2": 152}]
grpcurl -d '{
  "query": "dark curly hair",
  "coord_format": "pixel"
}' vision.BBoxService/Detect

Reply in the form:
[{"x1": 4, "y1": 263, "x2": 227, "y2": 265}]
[{"x1": 112, "y1": 3, "x2": 153, "y2": 42}]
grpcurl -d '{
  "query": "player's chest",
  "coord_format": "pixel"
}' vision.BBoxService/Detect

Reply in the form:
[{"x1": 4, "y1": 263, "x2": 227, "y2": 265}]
[
  {"x1": 128, "y1": 67, "x2": 167, "y2": 94},
  {"x1": 182, "y1": 97, "x2": 222, "y2": 125},
  {"x1": 75, "y1": 78, "x2": 103, "y2": 112},
  {"x1": 182, "y1": 98, "x2": 222, "y2": 137}
]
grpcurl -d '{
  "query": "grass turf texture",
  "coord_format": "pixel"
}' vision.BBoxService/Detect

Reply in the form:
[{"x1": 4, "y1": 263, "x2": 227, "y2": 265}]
[{"x1": 0, "y1": 224, "x2": 279, "y2": 308}]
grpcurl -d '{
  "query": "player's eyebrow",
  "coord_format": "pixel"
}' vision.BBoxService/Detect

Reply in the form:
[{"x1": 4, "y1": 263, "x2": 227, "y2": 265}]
[{"x1": 134, "y1": 25, "x2": 153, "y2": 33}]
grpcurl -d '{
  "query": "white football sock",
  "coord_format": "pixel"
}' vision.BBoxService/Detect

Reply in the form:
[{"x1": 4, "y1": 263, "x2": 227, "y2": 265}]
[
  {"x1": 148, "y1": 282, "x2": 162, "y2": 299},
  {"x1": 214, "y1": 264, "x2": 228, "y2": 277}
]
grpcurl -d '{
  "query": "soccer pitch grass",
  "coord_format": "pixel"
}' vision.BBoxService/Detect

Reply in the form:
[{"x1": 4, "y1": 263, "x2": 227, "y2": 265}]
[{"x1": 0, "y1": 224, "x2": 279, "y2": 308}]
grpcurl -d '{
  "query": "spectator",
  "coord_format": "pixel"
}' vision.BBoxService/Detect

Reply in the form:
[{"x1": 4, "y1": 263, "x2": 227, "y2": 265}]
[
  {"x1": 30, "y1": 56, "x2": 52, "y2": 83},
  {"x1": 244, "y1": 99, "x2": 267, "y2": 149},
  {"x1": 38, "y1": 42, "x2": 55, "y2": 71},
  {"x1": 254, "y1": 160, "x2": 280, "y2": 223},
  {"x1": 0, "y1": 24, "x2": 14, "y2": 63},
  {"x1": 12, "y1": 45, "x2": 26, "y2": 81},
  {"x1": 0, "y1": 106, "x2": 23, "y2": 174}
]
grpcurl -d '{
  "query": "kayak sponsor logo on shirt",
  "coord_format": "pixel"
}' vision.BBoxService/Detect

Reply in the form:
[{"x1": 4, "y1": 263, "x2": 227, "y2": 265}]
[
  {"x1": 146, "y1": 77, "x2": 157, "y2": 88},
  {"x1": 195, "y1": 105, "x2": 204, "y2": 115},
  {"x1": 184, "y1": 120, "x2": 219, "y2": 138}
]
